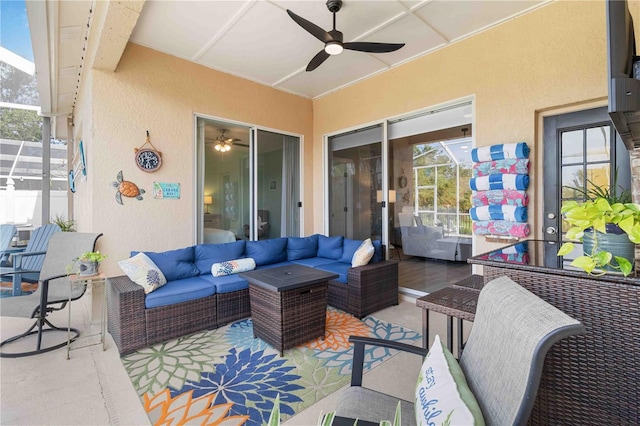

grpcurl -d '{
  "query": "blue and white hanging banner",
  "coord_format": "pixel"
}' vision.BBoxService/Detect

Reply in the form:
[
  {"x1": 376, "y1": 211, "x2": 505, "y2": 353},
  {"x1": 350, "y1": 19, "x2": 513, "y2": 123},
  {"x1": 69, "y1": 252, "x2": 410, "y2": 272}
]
[{"x1": 153, "y1": 182, "x2": 180, "y2": 199}]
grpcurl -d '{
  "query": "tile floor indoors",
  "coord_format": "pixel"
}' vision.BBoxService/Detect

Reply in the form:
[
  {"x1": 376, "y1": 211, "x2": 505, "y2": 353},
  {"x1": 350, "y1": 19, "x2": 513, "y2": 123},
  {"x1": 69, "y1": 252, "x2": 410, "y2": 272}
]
[{"x1": 0, "y1": 286, "x2": 455, "y2": 425}]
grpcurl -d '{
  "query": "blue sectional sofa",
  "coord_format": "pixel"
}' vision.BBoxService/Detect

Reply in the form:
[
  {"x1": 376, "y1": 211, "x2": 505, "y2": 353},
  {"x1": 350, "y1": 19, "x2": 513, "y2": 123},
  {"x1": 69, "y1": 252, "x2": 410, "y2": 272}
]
[{"x1": 107, "y1": 235, "x2": 399, "y2": 355}]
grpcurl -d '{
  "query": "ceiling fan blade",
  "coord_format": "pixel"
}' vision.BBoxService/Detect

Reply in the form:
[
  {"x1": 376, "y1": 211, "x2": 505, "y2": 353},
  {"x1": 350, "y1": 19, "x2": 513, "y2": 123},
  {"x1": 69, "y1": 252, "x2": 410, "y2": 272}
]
[
  {"x1": 287, "y1": 9, "x2": 332, "y2": 44},
  {"x1": 306, "y1": 50, "x2": 331, "y2": 72},
  {"x1": 343, "y1": 42, "x2": 405, "y2": 53}
]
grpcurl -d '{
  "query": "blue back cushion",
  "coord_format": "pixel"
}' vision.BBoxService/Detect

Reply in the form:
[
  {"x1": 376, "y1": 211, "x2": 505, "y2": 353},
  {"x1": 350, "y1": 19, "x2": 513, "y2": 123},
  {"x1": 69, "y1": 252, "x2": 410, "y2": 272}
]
[
  {"x1": 317, "y1": 235, "x2": 344, "y2": 260},
  {"x1": 371, "y1": 239, "x2": 383, "y2": 263},
  {"x1": 246, "y1": 238, "x2": 288, "y2": 266},
  {"x1": 287, "y1": 234, "x2": 319, "y2": 260},
  {"x1": 134, "y1": 246, "x2": 198, "y2": 282},
  {"x1": 340, "y1": 238, "x2": 363, "y2": 264},
  {"x1": 194, "y1": 240, "x2": 246, "y2": 274}
]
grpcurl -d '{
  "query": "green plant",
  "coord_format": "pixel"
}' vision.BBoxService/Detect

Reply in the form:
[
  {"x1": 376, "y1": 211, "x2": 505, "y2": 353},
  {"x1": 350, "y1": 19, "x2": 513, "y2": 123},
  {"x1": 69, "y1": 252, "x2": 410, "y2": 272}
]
[
  {"x1": 66, "y1": 251, "x2": 107, "y2": 275},
  {"x1": 557, "y1": 197, "x2": 640, "y2": 276},
  {"x1": 79, "y1": 251, "x2": 107, "y2": 262},
  {"x1": 50, "y1": 214, "x2": 76, "y2": 232}
]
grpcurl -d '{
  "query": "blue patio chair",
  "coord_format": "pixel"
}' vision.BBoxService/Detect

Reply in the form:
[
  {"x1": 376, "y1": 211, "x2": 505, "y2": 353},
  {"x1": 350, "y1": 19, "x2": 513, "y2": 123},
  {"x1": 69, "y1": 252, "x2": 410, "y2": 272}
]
[
  {"x1": 0, "y1": 224, "x2": 17, "y2": 266},
  {"x1": 0, "y1": 224, "x2": 61, "y2": 296}
]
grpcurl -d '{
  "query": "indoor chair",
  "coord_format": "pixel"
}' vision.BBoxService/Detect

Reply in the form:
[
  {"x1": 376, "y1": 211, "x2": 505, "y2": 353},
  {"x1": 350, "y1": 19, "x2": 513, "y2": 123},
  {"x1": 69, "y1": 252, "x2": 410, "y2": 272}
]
[
  {"x1": 0, "y1": 232, "x2": 102, "y2": 358},
  {"x1": 0, "y1": 223, "x2": 61, "y2": 296},
  {"x1": 335, "y1": 275, "x2": 585, "y2": 425}
]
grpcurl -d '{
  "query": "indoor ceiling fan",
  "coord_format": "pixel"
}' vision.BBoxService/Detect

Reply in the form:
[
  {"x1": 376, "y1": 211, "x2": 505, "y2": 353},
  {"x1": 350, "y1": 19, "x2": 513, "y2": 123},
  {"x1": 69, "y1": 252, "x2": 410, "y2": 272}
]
[
  {"x1": 208, "y1": 129, "x2": 241, "y2": 152},
  {"x1": 287, "y1": 0, "x2": 405, "y2": 72}
]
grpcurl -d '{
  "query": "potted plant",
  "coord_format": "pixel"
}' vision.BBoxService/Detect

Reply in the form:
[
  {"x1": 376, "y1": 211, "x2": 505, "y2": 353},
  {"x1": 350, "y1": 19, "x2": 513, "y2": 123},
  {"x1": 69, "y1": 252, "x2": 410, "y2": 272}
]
[
  {"x1": 68, "y1": 251, "x2": 107, "y2": 276},
  {"x1": 51, "y1": 214, "x2": 77, "y2": 232},
  {"x1": 557, "y1": 179, "x2": 640, "y2": 276}
]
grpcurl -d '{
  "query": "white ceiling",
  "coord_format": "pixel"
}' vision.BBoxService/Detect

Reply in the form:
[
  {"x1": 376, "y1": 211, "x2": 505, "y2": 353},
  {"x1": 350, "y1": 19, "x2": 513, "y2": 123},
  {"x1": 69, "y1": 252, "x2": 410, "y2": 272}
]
[
  {"x1": 27, "y1": 0, "x2": 550, "y2": 137},
  {"x1": 129, "y1": 0, "x2": 549, "y2": 99}
]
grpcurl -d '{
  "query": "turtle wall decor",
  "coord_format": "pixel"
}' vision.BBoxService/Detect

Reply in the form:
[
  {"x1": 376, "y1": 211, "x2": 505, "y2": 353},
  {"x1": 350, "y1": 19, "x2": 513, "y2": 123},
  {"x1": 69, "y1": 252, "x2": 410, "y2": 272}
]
[{"x1": 111, "y1": 170, "x2": 145, "y2": 205}]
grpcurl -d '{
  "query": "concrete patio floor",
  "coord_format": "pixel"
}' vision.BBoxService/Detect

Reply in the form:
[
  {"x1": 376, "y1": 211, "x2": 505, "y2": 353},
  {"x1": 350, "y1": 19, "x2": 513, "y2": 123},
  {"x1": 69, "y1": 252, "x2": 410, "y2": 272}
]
[{"x1": 0, "y1": 287, "x2": 449, "y2": 425}]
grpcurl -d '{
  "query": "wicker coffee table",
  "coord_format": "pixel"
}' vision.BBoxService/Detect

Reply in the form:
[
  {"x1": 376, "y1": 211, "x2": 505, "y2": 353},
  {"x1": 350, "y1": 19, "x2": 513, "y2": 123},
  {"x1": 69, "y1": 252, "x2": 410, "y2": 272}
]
[{"x1": 240, "y1": 264, "x2": 338, "y2": 356}]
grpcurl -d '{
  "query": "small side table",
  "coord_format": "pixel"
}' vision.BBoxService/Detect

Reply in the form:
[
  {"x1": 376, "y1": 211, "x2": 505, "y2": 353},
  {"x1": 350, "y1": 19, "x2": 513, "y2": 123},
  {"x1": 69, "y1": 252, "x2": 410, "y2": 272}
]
[
  {"x1": 416, "y1": 284, "x2": 479, "y2": 358},
  {"x1": 67, "y1": 274, "x2": 107, "y2": 359}
]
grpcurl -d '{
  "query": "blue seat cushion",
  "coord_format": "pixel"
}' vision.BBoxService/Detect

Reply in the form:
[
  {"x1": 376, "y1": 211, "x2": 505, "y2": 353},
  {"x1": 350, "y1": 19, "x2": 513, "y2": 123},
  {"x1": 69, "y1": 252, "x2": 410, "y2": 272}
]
[
  {"x1": 318, "y1": 235, "x2": 344, "y2": 260},
  {"x1": 287, "y1": 235, "x2": 319, "y2": 260},
  {"x1": 199, "y1": 273, "x2": 249, "y2": 294},
  {"x1": 340, "y1": 238, "x2": 363, "y2": 264},
  {"x1": 314, "y1": 261, "x2": 349, "y2": 283},
  {"x1": 194, "y1": 240, "x2": 246, "y2": 274},
  {"x1": 290, "y1": 257, "x2": 337, "y2": 268},
  {"x1": 145, "y1": 276, "x2": 215, "y2": 308},
  {"x1": 134, "y1": 246, "x2": 199, "y2": 282},
  {"x1": 246, "y1": 238, "x2": 288, "y2": 266}
]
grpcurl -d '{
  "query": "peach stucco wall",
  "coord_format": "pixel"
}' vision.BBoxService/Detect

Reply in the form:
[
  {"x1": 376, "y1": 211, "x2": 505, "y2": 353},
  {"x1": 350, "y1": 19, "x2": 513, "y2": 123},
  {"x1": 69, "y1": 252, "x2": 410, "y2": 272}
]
[
  {"x1": 73, "y1": 0, "x2": 636, "y2": 275},
  {"x1": 74, "y1": 44, "x2": 312, "y2": 275},
  {"x1": 312, "y1": 0, "x2": 614, "y2": 256}
]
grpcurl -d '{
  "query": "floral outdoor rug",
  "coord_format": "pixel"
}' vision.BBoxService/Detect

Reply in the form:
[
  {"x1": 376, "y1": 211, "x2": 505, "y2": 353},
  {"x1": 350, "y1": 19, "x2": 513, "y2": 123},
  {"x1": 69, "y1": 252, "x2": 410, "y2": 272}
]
[{"x1": 122, "y1": 307, "x2": 421, "y2": 426}]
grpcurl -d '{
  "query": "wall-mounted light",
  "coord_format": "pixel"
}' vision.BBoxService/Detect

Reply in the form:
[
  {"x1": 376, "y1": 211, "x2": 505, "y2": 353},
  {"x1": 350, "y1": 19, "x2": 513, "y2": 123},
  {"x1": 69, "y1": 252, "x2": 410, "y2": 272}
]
[{"x1": 204, "y1": 195, "x2": 213, "y2": 214}]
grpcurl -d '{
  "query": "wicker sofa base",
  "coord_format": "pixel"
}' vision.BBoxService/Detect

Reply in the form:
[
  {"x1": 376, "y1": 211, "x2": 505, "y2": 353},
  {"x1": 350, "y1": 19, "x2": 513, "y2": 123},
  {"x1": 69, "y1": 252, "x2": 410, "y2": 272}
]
[
  {"x1": 108, "y1": 260, "x2": 399, "y2": 355},
  {"x1": 328, "y1": 260, "x2": 399, "y2": 318},
  {"x1": 109, "y1": 275, "x2": 221, "y2": 355},
  {"x1": 217, "y1": 289, "x2": 251, "y2": 326},
  {"x1": 145, "y1": 293, "x2": 217, "y2": 346}
]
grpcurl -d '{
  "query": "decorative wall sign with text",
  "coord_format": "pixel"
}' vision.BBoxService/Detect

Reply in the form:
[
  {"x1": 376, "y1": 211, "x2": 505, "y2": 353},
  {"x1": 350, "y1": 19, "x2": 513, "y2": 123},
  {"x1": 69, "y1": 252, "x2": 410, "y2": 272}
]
[{"x1": 153, "y1": 182, "x2": 181, "y2": 199}]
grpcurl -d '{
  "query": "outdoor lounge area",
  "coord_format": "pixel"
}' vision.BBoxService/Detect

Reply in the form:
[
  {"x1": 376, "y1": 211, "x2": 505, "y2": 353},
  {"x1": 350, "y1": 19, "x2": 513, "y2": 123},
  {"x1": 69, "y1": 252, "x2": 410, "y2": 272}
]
[{"x1": 2, "y1": 0, "x2": 640, "y2": 424}]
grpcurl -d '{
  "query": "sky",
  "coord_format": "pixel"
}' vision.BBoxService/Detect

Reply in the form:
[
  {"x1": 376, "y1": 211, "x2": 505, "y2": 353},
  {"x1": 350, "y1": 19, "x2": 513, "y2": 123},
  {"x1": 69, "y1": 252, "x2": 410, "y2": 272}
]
[{"x1": 1, "y1": 0, "x2": 34, "y2": 62}]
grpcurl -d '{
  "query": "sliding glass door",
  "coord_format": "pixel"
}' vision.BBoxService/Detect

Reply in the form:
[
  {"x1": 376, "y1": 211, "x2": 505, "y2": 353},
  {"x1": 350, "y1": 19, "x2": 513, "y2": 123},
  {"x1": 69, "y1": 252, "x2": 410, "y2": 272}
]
[
  {"x1": 327, "y1": 125, "x2": 385, "y2": 240},
  {"x1": 254, "y1": 129, "x2": 301, "y2": 239},
  {"x1": 196, "y1": 116, "x2": 301, "y2": 243},
  {"x1": 326, "y1": 101, "x2": 474, "y2": 294}
]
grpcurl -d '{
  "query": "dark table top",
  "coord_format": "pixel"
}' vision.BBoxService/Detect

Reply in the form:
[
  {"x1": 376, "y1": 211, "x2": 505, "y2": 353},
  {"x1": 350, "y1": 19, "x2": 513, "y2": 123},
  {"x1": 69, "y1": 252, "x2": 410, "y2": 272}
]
[{"x1": 239, "y1": 264, "x2": 338, "y2": 292}]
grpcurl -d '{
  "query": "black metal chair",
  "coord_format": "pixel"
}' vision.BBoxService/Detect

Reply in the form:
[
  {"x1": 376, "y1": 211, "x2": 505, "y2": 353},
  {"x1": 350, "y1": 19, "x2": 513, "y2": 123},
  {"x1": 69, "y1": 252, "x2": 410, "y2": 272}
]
[{"x1": 0, "y1": 232, "x2": 102, "y2": 357}]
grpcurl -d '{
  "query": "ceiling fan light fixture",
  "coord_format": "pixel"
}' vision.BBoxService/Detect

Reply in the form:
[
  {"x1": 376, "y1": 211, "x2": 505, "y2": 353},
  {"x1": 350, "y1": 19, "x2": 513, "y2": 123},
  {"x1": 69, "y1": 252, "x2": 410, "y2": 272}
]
[
  {"x1": 325, "y1": 41, "x2": 343, "y2": 55},
  {"x1": 213, "y1": 129, "x2": 236, "y2": 152}
]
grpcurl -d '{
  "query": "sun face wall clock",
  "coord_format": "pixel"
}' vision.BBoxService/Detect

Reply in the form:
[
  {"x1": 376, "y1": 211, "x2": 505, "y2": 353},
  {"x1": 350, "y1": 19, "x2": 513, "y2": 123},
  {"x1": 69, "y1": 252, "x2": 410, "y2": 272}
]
[{"x1": 135, "y1": 131, "x2": 162, "y2": 172}]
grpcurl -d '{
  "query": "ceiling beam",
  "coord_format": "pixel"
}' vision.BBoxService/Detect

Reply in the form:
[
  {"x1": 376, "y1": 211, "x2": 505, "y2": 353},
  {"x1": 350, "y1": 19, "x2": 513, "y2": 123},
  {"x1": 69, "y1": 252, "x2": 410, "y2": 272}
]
[{"x1": 89, "y1": 1, "x2": 146, "y2": 72}]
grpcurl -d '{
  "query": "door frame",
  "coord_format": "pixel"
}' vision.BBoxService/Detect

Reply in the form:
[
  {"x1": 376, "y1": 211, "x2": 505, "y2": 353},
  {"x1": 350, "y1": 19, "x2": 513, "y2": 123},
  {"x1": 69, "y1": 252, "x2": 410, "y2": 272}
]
[
  {"x1": 530, "y1": 102, "x2": 629, "y2": 240},
  {"x1": 194, "y1": 113, "x2": 304, "y2": 243}
]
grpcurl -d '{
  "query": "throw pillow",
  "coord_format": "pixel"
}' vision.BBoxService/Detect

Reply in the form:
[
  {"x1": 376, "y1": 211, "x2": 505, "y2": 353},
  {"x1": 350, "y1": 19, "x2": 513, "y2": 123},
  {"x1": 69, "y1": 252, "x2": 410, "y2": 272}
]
[
  {"x1": 118, "y1": 252, "x2": 167, "y2": 294},
  {"x1": 351, "y1": 238, "x2": 375, "y2": 267},
  {"x1": 211, "y1": 258, "x2": 256, "y2": 277},
  {"x1": 415, "y1": 335, "x2": 485, "y2": 426}
]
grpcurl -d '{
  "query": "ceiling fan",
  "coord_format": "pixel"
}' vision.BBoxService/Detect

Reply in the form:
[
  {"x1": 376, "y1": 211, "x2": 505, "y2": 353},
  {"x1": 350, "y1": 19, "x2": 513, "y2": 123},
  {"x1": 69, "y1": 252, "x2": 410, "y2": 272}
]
[
  {"x1": 287, "y1": 0, "x2": 405, "y2": 72},
  {"x1": 208, "y1": 129, "x2": 241, "y2": 152}
]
